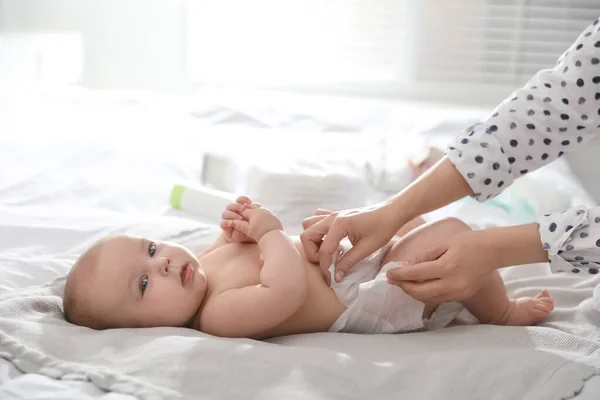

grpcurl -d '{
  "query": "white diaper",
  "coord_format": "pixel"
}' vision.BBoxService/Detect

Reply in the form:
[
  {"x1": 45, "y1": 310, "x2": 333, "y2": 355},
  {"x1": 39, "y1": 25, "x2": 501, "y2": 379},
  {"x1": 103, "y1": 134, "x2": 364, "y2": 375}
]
[{"x1": 328, "y1": 242, "x2": 464, "y2": 334}]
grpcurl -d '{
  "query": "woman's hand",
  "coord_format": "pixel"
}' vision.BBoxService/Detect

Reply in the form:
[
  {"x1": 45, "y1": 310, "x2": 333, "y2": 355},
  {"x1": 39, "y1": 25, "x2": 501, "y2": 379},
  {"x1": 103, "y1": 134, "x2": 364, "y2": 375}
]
[
  {"x1": 386, "y1": 223, "x2": 548, "y2": 303},
  {"x1": 300, "y1": 202, "x2": 406, "y2": 285},
  {"x1": 386, "y1": 229, "x2": 500, "y2": 303},
  {"x1": 301, "y1": 157, "x2": 475, "y2": 286}
]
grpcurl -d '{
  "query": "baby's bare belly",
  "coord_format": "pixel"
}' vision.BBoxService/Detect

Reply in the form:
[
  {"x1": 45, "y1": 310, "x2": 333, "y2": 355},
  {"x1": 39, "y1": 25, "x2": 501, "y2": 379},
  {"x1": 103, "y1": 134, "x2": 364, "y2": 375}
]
[{"x1": 254, "y1": 242, "x2": 346, "y2": 339}]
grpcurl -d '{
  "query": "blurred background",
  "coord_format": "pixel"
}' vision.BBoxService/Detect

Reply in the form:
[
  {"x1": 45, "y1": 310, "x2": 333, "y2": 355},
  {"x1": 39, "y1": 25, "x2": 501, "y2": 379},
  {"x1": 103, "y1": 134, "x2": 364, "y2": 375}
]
[
  {"x1": 1, "y1": 0, "x2": 600, "y2": 201},
  {"x1": 4, "y1": 4, "x2": 600, "y2": 400},
  {"x1": 1, "y1": 0, "x2": 597, "y2": 104}
]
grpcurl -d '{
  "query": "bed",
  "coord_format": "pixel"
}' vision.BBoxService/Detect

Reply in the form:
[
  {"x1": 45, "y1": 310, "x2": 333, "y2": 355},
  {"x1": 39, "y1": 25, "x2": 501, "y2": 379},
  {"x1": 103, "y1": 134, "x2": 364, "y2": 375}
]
[{"x1": 1, "y1": 87, "x2": 600, "y2": 399}]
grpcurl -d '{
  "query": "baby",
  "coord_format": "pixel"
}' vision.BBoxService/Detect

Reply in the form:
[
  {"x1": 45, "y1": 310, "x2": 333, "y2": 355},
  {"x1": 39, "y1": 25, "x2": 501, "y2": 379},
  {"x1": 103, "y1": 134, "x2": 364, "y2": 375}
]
[{"x1": 63, "y1": 196, "x2": 554, "y2": 339}]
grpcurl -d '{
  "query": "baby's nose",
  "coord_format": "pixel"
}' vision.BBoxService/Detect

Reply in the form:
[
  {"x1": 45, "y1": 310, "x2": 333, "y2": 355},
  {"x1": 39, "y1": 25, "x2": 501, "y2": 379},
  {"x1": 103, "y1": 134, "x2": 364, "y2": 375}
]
[{"x1": 159, "y1": 257, "x2": 170, "y2": 274}]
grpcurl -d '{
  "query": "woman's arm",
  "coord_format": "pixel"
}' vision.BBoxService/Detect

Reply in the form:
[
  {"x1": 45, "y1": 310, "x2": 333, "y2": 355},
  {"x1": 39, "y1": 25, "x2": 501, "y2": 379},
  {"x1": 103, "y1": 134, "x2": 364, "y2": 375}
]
[
  {"x1": 386, "y1": 156, "x2": 474, "y2": 221},
  {"x1": 447, "y1": 16, "x2": 600, "y2": 202},
  {"x1": 301, "y1": 156, "x2": 475, "y2": 282},
  {"x1": 387, "y1": 204, "x2": 600, "y2": 303},
  {"x1": 386, "y1": 223, "x2": 547, "y2": 304},
  {"x1": 302, "y1": 15, "x2": 600, "y2": 287},
  {"x1": 538, "y1": 206, "x2": 600, "y2": 275}
]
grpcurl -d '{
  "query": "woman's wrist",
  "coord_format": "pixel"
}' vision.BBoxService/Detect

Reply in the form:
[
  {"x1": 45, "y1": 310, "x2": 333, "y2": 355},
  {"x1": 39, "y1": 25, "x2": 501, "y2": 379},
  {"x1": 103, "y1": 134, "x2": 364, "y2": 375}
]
[
  {"x1": 387, "y1": 157, "x2": 473, "y2": 220},
  {"x1": 482, "y1": 223, "x2": 549, "y2": 269}
]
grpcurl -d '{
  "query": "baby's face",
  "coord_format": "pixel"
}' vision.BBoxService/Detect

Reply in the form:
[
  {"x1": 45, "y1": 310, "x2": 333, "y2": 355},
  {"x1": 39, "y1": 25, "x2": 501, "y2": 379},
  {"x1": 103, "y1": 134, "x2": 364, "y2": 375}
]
[{"x1": 87, "y1": 235, "x2": 207, "y2": 328}]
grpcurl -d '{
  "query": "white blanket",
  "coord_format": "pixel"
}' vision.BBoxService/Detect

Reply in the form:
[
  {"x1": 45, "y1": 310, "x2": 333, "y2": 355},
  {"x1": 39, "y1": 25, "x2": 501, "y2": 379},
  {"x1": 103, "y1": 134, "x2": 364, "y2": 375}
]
[
  {"x1": 0, "y1": 269, "x2": 599, "y2": 400},
  {"x1": 1, "y1": 220, "x2": 600, "y2": 400},
  {"x1": 1, "y1": 88, "x2": 600, "y2": 400}
]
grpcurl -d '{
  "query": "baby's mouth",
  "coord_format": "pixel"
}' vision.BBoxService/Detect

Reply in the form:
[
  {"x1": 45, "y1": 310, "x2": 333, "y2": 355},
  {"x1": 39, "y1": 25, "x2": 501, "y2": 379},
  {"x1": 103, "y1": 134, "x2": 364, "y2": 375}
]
[{"x1": 180, "y1": 263, "x2": 189, "y2": 286}]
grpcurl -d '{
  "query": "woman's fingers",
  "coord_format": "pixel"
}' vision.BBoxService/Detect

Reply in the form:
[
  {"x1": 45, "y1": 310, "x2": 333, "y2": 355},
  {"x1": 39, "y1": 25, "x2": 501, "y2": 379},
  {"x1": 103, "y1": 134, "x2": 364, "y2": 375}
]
[
  {"x1": 386, "y1": 260, "x2": 445, "y2": 283},
  {"x1": 302, "y1": 214, "x2": 327, "y2": 230},
  {"x1": 385, "y1": 244, "x2": 448, "y2": 282},
  {"x1": 300, "y1": 215, "x2": 334, "y2": 262},
  {"x1": 318, "y1": 217, "x2": 351, "y2": 272},
  {"x1": 301, "y1": 209, "x2": 333, "y2": 230},
  {"x1": 335, "y1": 236, "x2": 394, "y2": 283},
  {"x1": 315, "y1": 209, "x2": 333, "y2": 216},
  {"x1": 393, "y1": 280, "x2": 450, "y2": 304}
]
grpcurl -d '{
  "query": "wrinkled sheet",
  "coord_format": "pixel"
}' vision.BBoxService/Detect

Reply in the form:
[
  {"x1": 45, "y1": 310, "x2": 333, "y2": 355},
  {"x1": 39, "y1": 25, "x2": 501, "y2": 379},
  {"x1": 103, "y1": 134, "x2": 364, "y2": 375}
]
[{"x1": 1, "y1": 87, "x2": 599, "y2": 400}]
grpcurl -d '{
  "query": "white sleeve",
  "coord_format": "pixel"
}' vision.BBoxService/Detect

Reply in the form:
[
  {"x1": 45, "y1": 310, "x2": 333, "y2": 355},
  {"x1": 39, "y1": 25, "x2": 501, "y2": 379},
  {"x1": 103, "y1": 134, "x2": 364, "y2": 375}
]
[
  {"x1": 447, "y1": 17, "x2": 600, "y2": 201},
  {"x1": 538, "y1": 205, "x2": 600, "y2": 275}
]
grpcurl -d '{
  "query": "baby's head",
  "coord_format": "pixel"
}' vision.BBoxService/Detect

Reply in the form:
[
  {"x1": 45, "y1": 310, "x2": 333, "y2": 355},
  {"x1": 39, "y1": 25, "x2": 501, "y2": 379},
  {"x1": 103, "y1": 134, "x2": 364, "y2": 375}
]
[{"x1": 63, "y1": 234, "x2": 207, "y2": 329}]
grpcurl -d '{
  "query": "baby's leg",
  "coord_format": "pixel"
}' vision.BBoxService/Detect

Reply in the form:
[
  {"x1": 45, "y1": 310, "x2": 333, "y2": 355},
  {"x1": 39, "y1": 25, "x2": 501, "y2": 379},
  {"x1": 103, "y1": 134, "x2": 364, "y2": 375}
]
[
  {"x1": 462, "y1": 271, "x2": 554, "y2": 326},
  {"x1": 383, "y1": 217, "x2": 470, "y2": 266},
  {"x1": 382, "y1": 217, "x2": 554, "y2": 326},
  {"x1": 395, "y1": 216, "x2": 426, "y2": 237}
]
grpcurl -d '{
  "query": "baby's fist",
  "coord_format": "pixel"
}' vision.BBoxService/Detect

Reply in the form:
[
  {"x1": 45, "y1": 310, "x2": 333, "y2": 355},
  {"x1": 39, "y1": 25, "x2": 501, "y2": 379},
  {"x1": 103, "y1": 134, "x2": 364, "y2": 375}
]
[{"x1": 223, "y1": 203, "x2": 283, "y2": 242}]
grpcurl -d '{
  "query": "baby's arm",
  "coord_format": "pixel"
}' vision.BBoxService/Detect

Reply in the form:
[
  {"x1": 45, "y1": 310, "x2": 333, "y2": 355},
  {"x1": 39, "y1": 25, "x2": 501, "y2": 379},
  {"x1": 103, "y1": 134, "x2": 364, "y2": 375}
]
[
  {"x1": 200, "y1": 206, "x2": 308, "y2": 338},
  {"x1": 200, "y1": 196, "x2": 256, "y2": 257},
  {"x1": 384, "y1": 218, "x2": 553, "y2": 326}
]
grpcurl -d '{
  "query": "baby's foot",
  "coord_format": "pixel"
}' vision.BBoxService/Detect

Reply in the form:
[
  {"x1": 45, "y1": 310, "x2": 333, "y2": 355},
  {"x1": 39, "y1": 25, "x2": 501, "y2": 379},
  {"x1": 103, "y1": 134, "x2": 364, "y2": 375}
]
[
  {"x1": 408, "y1": 147, "x2": 445, "y2": 179},
  {"x1": 503, "y1": 290, "x2": 554, "y2": 326}
]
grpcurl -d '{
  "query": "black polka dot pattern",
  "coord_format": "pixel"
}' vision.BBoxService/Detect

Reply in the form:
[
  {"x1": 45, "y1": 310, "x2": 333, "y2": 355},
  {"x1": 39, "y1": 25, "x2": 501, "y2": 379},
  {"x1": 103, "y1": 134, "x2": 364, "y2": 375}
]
[
  {"x1": 538, "y1": 207, "x2": 600, "y2": 275},
  {"x1": 446, "y1": 16, "x2": 600, "y2": 205}
]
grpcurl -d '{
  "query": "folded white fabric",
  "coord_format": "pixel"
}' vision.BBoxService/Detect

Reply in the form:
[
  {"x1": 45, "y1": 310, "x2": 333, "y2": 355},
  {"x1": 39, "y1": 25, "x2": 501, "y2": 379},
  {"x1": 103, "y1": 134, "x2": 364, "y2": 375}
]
[
  {"x1": 201, "y1": 128, "x2": 380, "y2": 229},
  {"x1": 242, "y1": 162, "x2": 372, "y2": 230},
  {"x1": 1, "y1": 260, "x2": 600, "y2": 400}
]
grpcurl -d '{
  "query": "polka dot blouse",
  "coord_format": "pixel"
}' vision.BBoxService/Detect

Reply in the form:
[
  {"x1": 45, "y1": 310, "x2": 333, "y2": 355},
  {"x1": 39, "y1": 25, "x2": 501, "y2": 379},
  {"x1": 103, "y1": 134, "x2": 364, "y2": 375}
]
[{"x1": 447, "y1": 17, "x2": 600, "y2": 275}]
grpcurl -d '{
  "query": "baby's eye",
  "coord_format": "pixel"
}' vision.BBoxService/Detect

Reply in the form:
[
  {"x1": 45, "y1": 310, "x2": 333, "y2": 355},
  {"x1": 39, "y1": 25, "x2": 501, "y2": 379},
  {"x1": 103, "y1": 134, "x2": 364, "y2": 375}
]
[
  {"x1": 148, "y1": 242, "x2": 157, "y2": 257},
  {"x1": 140, "y1": 276, "x2": 149, "y2": 294}
]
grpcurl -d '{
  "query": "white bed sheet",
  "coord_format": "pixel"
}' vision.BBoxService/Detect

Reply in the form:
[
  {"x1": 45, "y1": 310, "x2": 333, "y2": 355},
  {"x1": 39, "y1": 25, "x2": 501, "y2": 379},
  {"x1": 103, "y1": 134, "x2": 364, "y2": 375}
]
[
  {"x1": 0, "y1": 87, "x2": 219, "y2": 399},
  {"x1": 1, "y1": 87, "x2": 599, "y2": 399}
]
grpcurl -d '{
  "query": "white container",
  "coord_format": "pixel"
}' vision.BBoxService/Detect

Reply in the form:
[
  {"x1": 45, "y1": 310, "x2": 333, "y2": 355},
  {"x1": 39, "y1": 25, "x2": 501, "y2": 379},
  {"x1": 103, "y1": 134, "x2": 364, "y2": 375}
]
[{"x1": 170, "y1": 184, "x2": 237, "y2": 219}]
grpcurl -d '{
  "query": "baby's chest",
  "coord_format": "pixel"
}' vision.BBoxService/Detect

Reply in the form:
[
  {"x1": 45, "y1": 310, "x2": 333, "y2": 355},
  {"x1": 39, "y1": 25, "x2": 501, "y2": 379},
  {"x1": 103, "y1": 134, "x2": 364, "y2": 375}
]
[{"x1": 213, "y1": 245, "x2": 264, "y2": 289}]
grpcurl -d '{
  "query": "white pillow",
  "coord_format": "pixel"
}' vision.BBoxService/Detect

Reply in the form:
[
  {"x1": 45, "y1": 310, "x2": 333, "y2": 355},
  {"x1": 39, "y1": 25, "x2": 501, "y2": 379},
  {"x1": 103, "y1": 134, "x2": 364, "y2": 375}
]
[
  {"x1": 200, "y1": 127, "x2": 381, "y2": 231},
  {"x1": 243, "y1": 161, "x2": 373, "y2": 232}
]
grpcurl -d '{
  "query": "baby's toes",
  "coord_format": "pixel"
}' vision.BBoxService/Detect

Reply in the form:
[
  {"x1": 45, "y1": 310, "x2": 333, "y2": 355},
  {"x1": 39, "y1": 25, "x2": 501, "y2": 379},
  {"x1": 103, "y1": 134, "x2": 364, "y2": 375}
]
[
  {"x1": 535, "y1": 299, "x2": 554, "y2": 313},
  {"x1": 530, "y1": 308, "x2": 551, "y2": 319},
  {"x1": 540, "y1": 296, "x2": 554, "y2": 308},
  {"x1": 535, "y1": 289, "x2": 551, "y2": 299}
]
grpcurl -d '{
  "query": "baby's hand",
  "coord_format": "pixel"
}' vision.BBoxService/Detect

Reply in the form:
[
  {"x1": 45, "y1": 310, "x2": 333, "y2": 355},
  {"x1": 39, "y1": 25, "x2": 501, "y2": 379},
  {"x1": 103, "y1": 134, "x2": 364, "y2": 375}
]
[
  {"x1": 222, "y1": 200, "x2": 283, "y2": 243},
  {"x1": 221, "y1": 196, "x2": 255, "y2": 243}
]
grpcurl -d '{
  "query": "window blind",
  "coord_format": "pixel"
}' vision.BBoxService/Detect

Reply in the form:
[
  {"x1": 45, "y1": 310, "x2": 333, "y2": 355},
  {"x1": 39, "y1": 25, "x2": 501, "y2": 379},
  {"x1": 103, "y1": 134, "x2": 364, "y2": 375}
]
[
  {"x1": 418, "y1": 0, "x2": 600, "y2": 86},
  {"x1": 185, "y1": 0, "x2": 600, "y2": 102}
]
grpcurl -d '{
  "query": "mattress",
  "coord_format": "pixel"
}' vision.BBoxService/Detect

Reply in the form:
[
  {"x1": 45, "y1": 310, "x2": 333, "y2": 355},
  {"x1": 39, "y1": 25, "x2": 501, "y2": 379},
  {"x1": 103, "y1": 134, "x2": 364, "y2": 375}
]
[{"x1": 1, "y1": 86, "x2": 599, "y2": 399}]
